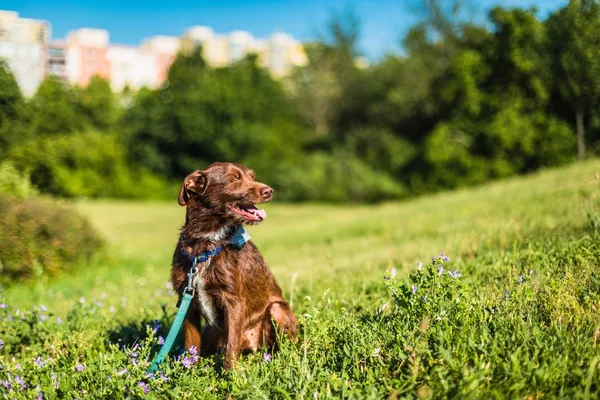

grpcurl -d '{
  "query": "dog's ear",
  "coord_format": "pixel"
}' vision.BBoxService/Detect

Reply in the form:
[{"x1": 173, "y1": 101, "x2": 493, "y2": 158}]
[{"x1": 178, "y1": 170, "x2": 208, "y2": 206}]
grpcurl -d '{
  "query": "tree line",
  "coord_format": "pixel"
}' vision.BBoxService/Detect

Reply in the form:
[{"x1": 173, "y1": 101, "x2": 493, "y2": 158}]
[{"x1": 1, "y1": 0, "x2": 599, "y2": 202}]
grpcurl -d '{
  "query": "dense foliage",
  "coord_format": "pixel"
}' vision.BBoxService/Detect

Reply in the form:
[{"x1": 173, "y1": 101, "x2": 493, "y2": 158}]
[
  {"x1": 1, "y1": 1, "x2": 600, "y2": 201},
  {"x1": 0, "y1": 194, "x2": 103, "y2": 284}
]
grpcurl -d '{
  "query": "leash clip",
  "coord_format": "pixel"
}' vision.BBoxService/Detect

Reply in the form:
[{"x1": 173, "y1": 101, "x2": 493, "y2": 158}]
[{"x1": 184, "y1": 263, "x2": 199, "y2": 298}]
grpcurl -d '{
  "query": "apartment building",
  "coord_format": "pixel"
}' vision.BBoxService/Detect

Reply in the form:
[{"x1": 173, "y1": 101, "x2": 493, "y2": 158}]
[
  {"x1": 141, "y1": 35, "x2": 180, "y2": 86},
  {"x1": 65, "y1": 28, "x2": 110, "y2": 87},
  {"x1": 0, "y1": 9, "x2": 307, "y2": 95},
  {"x1": 264, "y1": 32, "x2": 307, "y2": 78},
  {"x1": 47, "y1": 40, "x2": 66, "y2": 81},
  {"x1": 106, "y1": 45, "x2": 159, "y2": 91},
  {"x1": 181, "y1": 25, "x2": 307, "y2": 75},
  {"x1": 0, "y1": 10, "x2": 50, "y2": 97}
]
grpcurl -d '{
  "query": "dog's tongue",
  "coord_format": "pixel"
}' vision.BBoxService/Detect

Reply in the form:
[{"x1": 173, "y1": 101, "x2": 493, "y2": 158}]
[
  {"x1": 246, "y1": 205, "x2": 267, "y2": 220},
  {"x1": 255, "y1": 208, "x2": 267, "y2": 220}
]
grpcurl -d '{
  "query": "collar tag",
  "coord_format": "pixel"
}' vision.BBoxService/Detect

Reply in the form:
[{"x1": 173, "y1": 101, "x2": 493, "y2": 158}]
[{"x1": 228, "y1": 226, "x2": 251, "y2": 249}]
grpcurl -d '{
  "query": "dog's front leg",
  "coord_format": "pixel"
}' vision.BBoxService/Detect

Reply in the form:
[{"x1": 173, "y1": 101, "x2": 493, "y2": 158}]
[
  {"x1": 224, "y1": 305, "x2": 244, "y2": 370},
  {"x1": 183, "y1": 307, "x2": 201, "y2": 352}
]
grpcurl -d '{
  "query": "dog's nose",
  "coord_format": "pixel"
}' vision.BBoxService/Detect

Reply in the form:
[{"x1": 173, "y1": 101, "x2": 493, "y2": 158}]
[{"x1": 260, "y1": 186, "x2": 273, "y2": 199}]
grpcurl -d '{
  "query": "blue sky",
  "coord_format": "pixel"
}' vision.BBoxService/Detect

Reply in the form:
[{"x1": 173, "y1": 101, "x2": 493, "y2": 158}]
[{"x1": 4, "y1": 0, "x2": 567, "y2": 59}]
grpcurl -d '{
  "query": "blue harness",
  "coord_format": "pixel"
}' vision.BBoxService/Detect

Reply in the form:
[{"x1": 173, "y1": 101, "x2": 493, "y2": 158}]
[{"x1": 148, "y1": 225, "x2": 251, "y2": 373}]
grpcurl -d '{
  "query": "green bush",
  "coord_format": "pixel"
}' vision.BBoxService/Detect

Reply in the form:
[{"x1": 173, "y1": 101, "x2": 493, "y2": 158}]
[
  {"x1": 0, "y1": 194, "x2": 103, "y2": 284},
  {"x1": 7, "y1": 131, "x2": 173, "y2": 199},
  {"x1": 0, "y1": 162, "x2": 38, "y2": 200},
  {"x1": 271, "y1": 150, "x2": 405, "y2": 202}
]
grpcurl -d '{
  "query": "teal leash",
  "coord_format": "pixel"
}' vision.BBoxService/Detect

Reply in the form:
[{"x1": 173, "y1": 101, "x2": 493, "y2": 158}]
[{"x1": 148, "y1": 260, "x2": 199, "y2": 374}]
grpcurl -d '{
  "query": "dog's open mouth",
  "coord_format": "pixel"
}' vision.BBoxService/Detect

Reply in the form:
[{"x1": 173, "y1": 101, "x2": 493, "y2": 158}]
[{"x1": 227, "y1": 204, "x2": 267, "y2": 222}]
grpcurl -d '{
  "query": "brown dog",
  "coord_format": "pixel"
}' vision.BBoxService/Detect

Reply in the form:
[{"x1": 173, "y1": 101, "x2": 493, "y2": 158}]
[{"x1": 171, "y1": 162, "x2": 297, "y2": 369}]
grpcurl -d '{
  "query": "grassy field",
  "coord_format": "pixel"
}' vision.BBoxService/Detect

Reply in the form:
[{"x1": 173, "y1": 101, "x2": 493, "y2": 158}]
[{"x1": 1, "y1": 160, "x2": 599, "y2": 398}]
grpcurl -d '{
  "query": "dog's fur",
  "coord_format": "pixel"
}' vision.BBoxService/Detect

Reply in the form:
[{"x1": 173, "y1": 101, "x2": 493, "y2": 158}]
[{"x1": 171, "y1": 162, "x2": 297, "y2": 369}]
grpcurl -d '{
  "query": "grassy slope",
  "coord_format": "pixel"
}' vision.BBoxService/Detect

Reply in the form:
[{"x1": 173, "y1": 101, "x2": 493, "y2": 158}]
[
  {"x1": 6, "y1": 160, "x2": 598, "y2": 311},
  {"x1": 0, "y1": 160, "x2": 599, "y2": 398}
]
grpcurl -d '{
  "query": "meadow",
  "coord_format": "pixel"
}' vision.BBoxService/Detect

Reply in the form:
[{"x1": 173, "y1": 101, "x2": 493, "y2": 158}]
[{"x1": 0, "y1": 159, "x2": 599, "y2": 399}]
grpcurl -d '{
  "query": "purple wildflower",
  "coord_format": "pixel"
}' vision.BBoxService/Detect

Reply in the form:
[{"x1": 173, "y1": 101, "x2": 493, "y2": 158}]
[
  {"x1": 14, "y1": 375, "x2": 26, "y2": 389},
  {"x1": 440, "y1": 252, "x2": 451, "y2": 262},
  {"x1": 263, "y1": 352, "x2": 272, "y2": 362},
  {"x1": 518, "y1": 274, "x2": 524, "y2": 285},
  {"x1": 181, "y1": 346, "x2": 199, "y2": 368},
  {"x1": 0, "y1": 303, "x2": 7, "y2": 309},
  {"x1": 165, "y1": 281, "x2": 173, "y2": 289},
  {"x1": 15, "y1": 363, "x2": 21, "y2": 370},
  {"x1": 117, "y1": 368, "x2": 128, "y2": 376},
  {"x1": 8, "y1": 315, "x2": 13, "y2": 322},
  {"x1": 390, "y1": 267, "x2": 397, "y2": 277},
  {"x1": 153, "y1": 319, "x2": 160, "y2": 333},
  {"x1": 39, "y1": 315, "x2": 48, "y2": 322},
  {"x1": 181, "y1": 357, "x2": 194, "y2": 369},
  {"x1": 34, "y1": 356, "x2": 45, "y2": 368},
  {"x1": 437, "y1": 266, "x2": 445, "y2": 276},
  {"x1": 129, "y1": 343, "x2": 139, "y2": 359},
  {"x1": 432, "y1": 256, "x2": 437, "y2": 262},
  {"x1": 412, "y1": 285, "x2": 418, "y2": 294},
  {"x1": 145, "y1": 372, "x2": 154, "y2": 379},
  {"x1": 39, "y1": 305, "x2": 47, "y2": 312},
  {"x1": 1, "y1": 379, "x2": 11, "y2": 391},
  {"x1": 447, "y1": 270, "x2": 462, "y2": 278},
  {"x1": 417, "y1": 262, "x2": 423, "y2": 270},
  {"x1": 56, "y1": 317, "x2": 63, "y2": 324},
  {"x1": 35, "y1": 388, "x2": 43, "y2": 400},
  {"x1": 0, "y1": 339, "x2": 4, "y2": 350},
  {"x1": 158, "y1": 371, "x2": 169, "y2": 381},
  {"x1": 75, "y1": 364, "x2": 85, "y2": 372},
  {"x1": 157, "y1": 336, "x2": 165, "y2": 345},
  {"x1": 137, "y1": 381, "x2": 150, "y2": 395},
  {"x1": 51, "y1": 372, "x2": 59, "y2": 389}
]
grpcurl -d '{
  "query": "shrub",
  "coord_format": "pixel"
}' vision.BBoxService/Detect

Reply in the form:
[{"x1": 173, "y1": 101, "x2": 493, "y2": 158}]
[
  {"x1": 270, "y1": 151, "x2": 405, "y2": 202},
  {"x1": 0, "y1": 162, "x2": 38, "y2": 200},
  {"x1": 7, "y1": 131, "x2": 173, "y2": 199},
  {"x1": 0, "y1": 194, "x2": 103, "y2": 284}
]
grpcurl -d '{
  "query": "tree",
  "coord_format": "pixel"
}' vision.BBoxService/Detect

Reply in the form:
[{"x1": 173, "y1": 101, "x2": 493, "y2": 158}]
[
  {"x1": 124, "y1": 52, "x2": 299, "y2": 179},
  {"x1": 30, "y1": 77, "x2": 84, "y2": 136},
  {"x1": 0, "y1": 63, "x2": 29, "y2": 160},
  {"x1": 547, "y1": 0, "x2": 600, "y2": 160},
  {"x1": 290, "y1": 9, "x2": 363, "y2": 141},
  {"x1": 79, "y1": 76, "x2": 117, "y2": 131}
]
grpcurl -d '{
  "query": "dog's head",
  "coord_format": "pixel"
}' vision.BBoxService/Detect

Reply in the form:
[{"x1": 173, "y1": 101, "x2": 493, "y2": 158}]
[{"x1": 178, "y1": 162, "x2": 273, "y2": 225}]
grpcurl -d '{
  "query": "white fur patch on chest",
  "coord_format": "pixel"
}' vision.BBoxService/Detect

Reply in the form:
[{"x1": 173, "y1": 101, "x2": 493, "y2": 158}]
[
  {"x1": 193, "y1": 268, "x2": 217, "y2": 326},
  {"x1": 198, "y1": 227, "x2": 230, "y2": 242}
]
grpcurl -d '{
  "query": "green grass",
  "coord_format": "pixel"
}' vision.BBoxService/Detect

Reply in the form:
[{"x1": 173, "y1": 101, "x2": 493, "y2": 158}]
[{"x1": 1, "y1": 160, "x2": 600, "y2": 398}]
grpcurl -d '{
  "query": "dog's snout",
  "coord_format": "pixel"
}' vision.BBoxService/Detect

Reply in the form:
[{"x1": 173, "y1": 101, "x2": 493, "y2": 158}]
[{"x1": 260, "y1": 185, "x2": 273, "y2": 199}]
